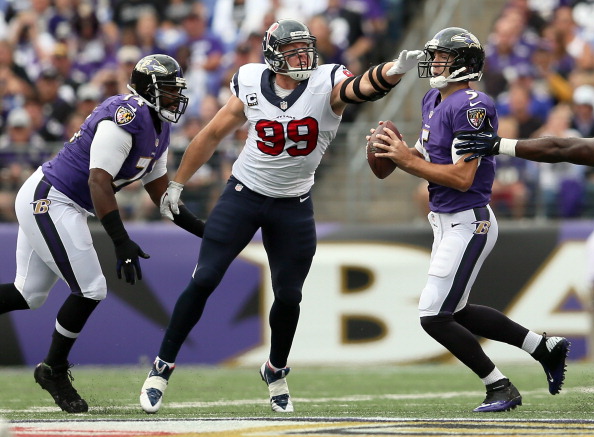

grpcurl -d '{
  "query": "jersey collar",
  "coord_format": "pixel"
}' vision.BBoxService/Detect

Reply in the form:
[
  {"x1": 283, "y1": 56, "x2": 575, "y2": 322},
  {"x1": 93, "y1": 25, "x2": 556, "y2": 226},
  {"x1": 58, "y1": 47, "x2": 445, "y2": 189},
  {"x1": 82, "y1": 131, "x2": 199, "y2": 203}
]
[{"x1": 261, "y1": 69, "x2": 308, "y2": 111}]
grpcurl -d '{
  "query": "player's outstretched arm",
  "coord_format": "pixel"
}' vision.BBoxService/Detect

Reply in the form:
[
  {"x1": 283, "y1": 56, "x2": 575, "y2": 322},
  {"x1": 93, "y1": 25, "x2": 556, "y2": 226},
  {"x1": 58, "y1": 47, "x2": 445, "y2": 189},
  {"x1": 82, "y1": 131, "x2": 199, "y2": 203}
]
[
  {"x1": 456, "y1": 131, "x2": 594, "y2": 166},
  {"x1": 332, "y1": 49, "x2": 423, "y2": 110},
  {"x1": 512, "y1": 137, "x2": 594, "y2": 165}
]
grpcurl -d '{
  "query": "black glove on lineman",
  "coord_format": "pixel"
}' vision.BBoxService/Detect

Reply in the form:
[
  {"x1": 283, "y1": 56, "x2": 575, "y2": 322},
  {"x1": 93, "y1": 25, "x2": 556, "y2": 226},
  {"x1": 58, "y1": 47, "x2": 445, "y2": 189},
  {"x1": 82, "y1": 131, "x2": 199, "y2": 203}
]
[
  {"x1": 114, "y1": 238, "x2": 150, "y2": 284},
  {"x1": 455, "y1": 130, "x2": 502, "y2": 162},
  {"x1": 100, "y1": 210, "x2": 150, "y2": 285}
]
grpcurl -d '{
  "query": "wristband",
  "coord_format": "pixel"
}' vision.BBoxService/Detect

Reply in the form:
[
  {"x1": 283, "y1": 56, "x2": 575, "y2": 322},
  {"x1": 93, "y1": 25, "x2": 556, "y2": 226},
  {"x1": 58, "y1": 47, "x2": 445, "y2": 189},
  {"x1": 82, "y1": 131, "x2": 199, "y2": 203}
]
[
  {"x1": 100, "y1": 210, "x2": 129, "y2": 244},
  {"x1": 499, "y1": 138, "x2": 518, "y2": 157}
]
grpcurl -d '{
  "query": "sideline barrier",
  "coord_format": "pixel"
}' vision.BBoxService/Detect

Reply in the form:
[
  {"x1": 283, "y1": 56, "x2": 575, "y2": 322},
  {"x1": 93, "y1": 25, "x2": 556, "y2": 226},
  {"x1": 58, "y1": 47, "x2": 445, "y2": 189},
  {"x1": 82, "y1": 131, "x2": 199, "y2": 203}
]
[{"x1": 0, "y1": 221, "x2": 590, "y2": 365}]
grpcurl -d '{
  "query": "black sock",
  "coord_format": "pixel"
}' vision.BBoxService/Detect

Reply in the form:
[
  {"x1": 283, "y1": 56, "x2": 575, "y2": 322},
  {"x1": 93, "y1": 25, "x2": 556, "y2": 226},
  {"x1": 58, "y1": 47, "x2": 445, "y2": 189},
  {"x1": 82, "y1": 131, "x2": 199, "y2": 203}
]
[
  {"x1": 0, "y1": 283, "x2": 29, "y2": 314},
  {"x1": 531, "y1": 336, "x2": 547, "y2": 361},
  {"x1": 44, "y1": 294, "x2": 100, "y2": 366},
  {"x1": 44, "y1": 330, "x2": 76, "y2": 367},
  {"x1": 454, "y1": 304, "x2": 529, "y2": 348},
  {"x1": 486, "y1": 378, "x2": 510, "y2": 391}
]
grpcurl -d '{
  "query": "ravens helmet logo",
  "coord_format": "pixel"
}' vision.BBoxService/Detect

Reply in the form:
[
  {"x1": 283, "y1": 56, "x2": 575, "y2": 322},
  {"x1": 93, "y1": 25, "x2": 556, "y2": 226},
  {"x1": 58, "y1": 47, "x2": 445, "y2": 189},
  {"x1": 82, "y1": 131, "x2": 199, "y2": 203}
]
[
  {"x1": 451, "y1": 33, "x2": 482, "y2": 49},
  {"x1": 134, "y1": 58, "x2": 169, "y2": 75}
]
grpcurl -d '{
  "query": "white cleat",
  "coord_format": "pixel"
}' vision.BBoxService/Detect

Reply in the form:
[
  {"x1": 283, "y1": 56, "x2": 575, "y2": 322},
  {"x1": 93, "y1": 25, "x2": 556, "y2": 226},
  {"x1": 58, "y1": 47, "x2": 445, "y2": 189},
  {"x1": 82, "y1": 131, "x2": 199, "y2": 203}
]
[
  {"x1": 139, "y1": 358, "x2": 175, "y2": 414},
  {"x1": 259, "y1": 361, "x2": 294, "y2": 413}
]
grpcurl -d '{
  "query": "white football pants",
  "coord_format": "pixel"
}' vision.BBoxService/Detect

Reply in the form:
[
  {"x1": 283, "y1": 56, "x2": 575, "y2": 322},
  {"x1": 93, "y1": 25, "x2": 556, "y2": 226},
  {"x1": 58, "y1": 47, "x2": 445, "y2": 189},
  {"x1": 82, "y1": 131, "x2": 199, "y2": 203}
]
[
  {"x1": 13, "y1": 167, "x2": 107, "y2": 309},
  {"x1": 419, "y1": 205, "x2": 498, "y2": 317}
]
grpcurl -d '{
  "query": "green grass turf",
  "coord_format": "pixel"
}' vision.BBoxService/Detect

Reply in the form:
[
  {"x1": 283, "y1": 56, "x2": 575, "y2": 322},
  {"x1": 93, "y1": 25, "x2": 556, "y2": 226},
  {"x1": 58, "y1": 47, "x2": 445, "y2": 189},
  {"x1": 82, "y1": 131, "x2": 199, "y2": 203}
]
[{"x1": 1, "y1": 362, "x2": 592, "y2": 420}]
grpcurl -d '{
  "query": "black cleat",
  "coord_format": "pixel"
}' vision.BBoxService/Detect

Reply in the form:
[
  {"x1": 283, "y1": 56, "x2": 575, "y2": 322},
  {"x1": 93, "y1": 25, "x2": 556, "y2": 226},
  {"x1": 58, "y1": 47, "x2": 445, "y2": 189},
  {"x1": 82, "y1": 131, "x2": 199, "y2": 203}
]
[
  {"x1": 473, "y1": 378, "x2": 522, "y2": 413},
  {"x1": 535, "y1": 333, "x2": 570, "y2": 395},
  {"x1": 34, "y1": 362, "x2": 88, "y2": 413}
]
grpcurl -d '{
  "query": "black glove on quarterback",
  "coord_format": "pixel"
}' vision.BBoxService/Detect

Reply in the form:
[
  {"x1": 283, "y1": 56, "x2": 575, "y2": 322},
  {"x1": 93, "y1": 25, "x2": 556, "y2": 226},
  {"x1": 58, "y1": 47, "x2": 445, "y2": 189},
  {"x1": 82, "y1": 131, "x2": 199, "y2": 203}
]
[{"x1": 455, "y1": 130, "x2": 502, "y2": 162}]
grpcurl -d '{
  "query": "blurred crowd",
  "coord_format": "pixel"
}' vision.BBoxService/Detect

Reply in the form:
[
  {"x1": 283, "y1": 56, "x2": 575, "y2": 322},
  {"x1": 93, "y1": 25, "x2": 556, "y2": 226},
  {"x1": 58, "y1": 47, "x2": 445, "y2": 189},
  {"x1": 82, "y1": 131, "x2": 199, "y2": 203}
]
[
  {"x1": 481, "y1": 0, "x2": 594, "y2": 219},
  {"x1": 0, "y1": 0, "x2": 410, "y2": 222},
  {"x1": 6, "y1": 0, "x2": 594, "y2": 223}
]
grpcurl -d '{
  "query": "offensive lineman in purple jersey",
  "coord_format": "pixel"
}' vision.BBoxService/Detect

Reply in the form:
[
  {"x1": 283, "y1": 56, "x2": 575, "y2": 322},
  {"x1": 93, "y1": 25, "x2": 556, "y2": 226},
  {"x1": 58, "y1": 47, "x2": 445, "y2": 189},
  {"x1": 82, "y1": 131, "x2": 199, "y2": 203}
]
[
  {"x1": 370, "y1": 28, "x2": 570, "y2": 412},
  {"x1": 0, "y1": 54, "x2": 204, "y2": 413},
  {"x1": 139, "y1": 18, "x2": 423, "y2": 414}
]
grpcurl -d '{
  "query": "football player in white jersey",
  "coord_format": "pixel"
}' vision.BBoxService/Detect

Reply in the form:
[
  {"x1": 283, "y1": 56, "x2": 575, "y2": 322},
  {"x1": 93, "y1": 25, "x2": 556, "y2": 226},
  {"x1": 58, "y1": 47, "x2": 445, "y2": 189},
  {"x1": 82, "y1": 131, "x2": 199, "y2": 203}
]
[{"x1": 139, "y1": 18, "x2": 423, "y2": 414}]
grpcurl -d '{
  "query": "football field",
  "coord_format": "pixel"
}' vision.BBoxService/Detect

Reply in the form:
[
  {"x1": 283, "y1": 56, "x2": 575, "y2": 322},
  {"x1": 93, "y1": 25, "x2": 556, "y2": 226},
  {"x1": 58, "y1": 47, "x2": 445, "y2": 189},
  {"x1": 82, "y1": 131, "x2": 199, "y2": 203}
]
[{"x1": 1, "y1": 362, "x2": 593, "y2": 436}]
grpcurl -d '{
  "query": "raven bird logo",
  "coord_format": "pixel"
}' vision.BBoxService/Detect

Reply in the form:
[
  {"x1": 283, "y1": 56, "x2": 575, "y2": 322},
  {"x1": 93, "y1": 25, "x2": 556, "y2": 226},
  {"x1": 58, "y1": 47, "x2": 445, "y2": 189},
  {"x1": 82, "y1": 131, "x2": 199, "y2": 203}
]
[
  {"x1": 135, "y1": 58, "x2": 169, "y2": 75},
  {"x1": 451, "y1": 33, "x2": 481, "y2": 49}
]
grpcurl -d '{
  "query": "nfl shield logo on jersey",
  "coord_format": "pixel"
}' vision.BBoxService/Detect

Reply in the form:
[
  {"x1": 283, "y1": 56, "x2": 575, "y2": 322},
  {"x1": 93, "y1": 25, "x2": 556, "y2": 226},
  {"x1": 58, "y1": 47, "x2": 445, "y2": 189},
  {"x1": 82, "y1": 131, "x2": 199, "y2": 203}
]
[{"x1": 280, "y1": 101, "x2": 288, "y2": 110}]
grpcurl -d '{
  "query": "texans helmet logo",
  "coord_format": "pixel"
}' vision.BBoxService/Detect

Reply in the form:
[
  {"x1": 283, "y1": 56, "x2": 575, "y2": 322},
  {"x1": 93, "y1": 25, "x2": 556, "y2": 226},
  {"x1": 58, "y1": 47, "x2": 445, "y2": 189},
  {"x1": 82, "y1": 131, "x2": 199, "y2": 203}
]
[{"x1": 265, "y1": 22, "x2": 279, "y2": 46}]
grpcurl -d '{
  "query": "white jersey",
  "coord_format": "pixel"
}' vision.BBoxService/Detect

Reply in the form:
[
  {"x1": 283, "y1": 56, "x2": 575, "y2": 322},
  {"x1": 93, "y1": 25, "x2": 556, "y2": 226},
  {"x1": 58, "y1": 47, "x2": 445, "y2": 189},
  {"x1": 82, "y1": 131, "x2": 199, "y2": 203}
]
[{"x1": 230, "y1": 63, "x2": 350, "y2": 197}]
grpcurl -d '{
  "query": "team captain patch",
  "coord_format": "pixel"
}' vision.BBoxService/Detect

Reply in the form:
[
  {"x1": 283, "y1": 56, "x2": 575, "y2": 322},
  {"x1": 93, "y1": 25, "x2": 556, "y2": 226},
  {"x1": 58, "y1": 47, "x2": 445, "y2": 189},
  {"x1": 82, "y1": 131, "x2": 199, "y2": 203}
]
[
  {"x1": 466, "y1": 107, "x2": 486, "y2": 130},
  {"x1": 115, "y1": 106, "x2": 136, "y2": 125}
]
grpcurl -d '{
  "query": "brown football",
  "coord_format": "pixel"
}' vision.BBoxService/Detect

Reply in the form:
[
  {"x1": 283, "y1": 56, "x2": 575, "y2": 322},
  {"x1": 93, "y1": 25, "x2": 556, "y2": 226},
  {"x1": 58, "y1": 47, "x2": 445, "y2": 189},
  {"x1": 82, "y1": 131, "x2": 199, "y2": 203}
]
[{"x1": 366, "y1": 120, "x2": 400, "y2": 179}]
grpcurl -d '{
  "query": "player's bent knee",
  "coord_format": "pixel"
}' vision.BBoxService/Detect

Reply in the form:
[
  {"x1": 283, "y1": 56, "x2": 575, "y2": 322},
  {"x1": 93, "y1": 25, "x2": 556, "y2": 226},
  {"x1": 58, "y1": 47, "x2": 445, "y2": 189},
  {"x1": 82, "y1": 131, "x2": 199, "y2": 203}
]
[
  {"x1": 83, "y1": 288, "x2": 107, "y2": 301},
  {"x1": 82, "y1": 287, "x2": 107, "y2": 301},
  {"x1": 418, "y1": 282, "x2": 441, "y2": 317},
  {"x1": 192, "y1": 266, "x2": 224, "y2": 291},
  {"x1": 420, "y1": 314, "x2": 454, "y2": 335},
  {"x1": 25, "y1": 293, "x2": 49, "y2": 310},
  {"x1": 81, "y1": 276, "x2": 107, "y2": 301}
]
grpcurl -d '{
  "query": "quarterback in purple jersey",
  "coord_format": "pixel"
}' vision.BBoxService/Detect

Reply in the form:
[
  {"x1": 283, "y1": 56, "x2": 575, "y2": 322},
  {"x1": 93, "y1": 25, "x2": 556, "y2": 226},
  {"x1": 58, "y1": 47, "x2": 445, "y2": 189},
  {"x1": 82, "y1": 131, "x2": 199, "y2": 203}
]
[
  {"x1": 0, "y1": 54, "x2": 204, "y2": 413},
  {"x1": 370, "y1": 27, "x2": 569, "y2": 412},
  {"x1": 139, "y1": 18, "x2": 424, "y2": 414}
]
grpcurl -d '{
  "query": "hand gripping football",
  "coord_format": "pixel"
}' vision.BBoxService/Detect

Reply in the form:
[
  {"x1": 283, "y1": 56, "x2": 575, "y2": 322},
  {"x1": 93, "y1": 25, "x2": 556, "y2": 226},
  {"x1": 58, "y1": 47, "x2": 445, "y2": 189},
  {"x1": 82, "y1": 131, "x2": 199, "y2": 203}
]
[{"x1": 366, "y1": 120, "x2": 400, "y2": 179}]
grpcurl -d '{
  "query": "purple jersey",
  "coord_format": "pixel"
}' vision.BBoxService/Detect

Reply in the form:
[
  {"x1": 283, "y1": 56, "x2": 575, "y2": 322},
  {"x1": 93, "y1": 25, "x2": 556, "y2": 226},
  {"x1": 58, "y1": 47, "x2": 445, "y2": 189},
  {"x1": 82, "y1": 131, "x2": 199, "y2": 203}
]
[
  {"x1": 418, "y1": 87, "x2": 496, "y2": 213},
  {"x1": 42, "y1": 94, "x2": 170, "y2": 211}
]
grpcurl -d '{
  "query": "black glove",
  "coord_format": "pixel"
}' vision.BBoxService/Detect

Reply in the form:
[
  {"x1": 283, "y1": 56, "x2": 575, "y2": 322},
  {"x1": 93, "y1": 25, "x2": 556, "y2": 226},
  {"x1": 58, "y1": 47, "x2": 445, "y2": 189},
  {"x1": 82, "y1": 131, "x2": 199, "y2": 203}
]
[
  {"x1": 114, "y1": 238, "x2": 150, "y2": 285},
  {"x1": 100, "y1": 209, "x2": 150, "y2": 285},
  {"x1": 455, "y1": 131, "x2": 501, "y2": 162}
]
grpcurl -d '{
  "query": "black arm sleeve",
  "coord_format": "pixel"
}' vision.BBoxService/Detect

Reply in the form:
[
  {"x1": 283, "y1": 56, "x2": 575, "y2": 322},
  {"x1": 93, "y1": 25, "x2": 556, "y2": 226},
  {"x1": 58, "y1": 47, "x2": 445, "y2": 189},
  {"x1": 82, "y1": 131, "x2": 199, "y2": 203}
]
[
  {"x1": 172, "y1": 204, "x2": 205, "y2": 238},
  {"x1": 100, "y1": 210, "x2": 129, "y2": 244},
  {"x1": 339, "y1": 63, "x2": 399, "y2": 104}
]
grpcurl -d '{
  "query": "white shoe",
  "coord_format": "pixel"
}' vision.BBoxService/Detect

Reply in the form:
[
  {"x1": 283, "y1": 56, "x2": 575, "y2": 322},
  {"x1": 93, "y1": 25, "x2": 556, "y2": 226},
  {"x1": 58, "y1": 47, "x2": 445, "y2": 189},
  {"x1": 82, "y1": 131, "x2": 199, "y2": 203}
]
[
  {"x1": 140, "y1": 357, "x2": 175, "y2": 414},
  {"x1": 259, "y1": 361, "x2": 294, "y2": 412}
]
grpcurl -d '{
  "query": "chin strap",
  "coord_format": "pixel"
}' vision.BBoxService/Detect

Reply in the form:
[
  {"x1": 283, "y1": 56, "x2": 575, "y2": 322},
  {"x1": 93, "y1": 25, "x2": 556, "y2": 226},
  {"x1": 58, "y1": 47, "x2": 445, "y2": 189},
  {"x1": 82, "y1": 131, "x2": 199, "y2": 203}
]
[{"x1": 429, "y1": 67, "x2": 482, "y2": 89}]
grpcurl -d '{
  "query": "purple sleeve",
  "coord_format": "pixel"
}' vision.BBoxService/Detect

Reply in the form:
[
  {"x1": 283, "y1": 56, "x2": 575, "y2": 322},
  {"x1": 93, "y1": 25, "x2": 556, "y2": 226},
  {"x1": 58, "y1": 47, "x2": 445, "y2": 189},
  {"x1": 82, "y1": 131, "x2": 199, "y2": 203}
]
[{"x1": 451, "y1": 91, "x2": 498, "y2": 133}]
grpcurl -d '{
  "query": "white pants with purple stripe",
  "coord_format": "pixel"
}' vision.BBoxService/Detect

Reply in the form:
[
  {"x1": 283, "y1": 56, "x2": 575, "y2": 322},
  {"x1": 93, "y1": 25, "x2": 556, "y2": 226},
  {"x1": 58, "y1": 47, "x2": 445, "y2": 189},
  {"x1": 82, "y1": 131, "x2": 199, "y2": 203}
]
[
  {"x1": 13, "y1": 167, "x2": 106, "y2": 309},
  {"x1": 419, "y1": 205, "x2": 498, "y2": 317}
]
